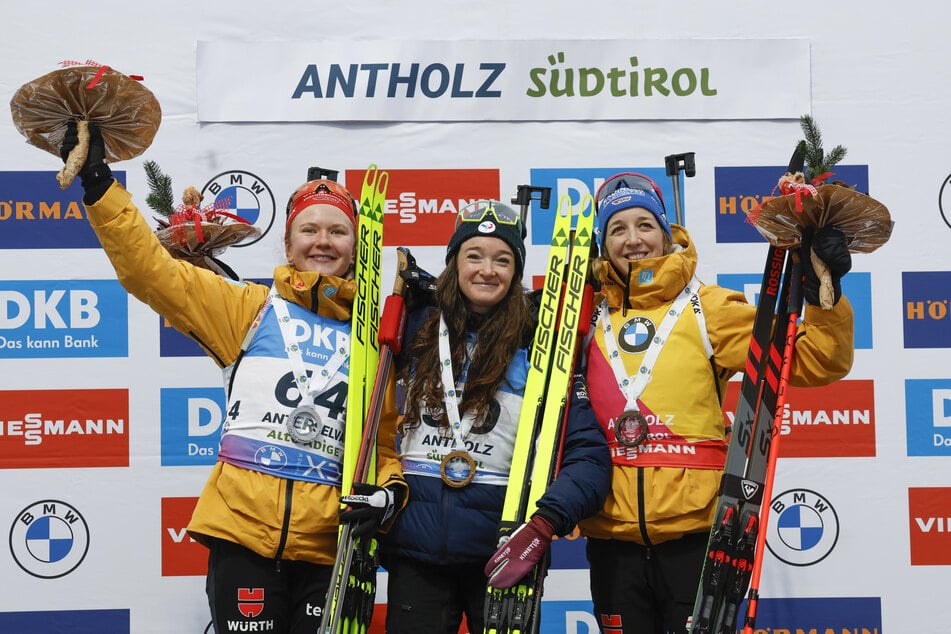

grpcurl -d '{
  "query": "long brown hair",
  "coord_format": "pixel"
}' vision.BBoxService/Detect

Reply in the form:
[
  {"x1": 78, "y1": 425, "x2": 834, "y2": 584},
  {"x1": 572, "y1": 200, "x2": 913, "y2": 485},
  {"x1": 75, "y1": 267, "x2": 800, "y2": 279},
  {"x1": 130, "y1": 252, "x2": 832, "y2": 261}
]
[{"x1": 399, "y1": 255, "x2": 533, "y2": 433}]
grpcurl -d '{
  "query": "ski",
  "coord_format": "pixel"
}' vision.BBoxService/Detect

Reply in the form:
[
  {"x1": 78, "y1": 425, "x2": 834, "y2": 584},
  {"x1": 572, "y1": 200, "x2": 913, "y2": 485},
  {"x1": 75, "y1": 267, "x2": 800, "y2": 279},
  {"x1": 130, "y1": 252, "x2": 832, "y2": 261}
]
[
  {"x1": 321, "y1": 165, "x2": 390, "y2": 634},
  {"x1": 688, "y1": 151, "x2": 806, "y2": 634},
  {"x1": 741, "y1": 255, "x2": 804, "y2": 634},
  {"x1": 484, "y1": 193, "x2": 596, "y2": 634}
]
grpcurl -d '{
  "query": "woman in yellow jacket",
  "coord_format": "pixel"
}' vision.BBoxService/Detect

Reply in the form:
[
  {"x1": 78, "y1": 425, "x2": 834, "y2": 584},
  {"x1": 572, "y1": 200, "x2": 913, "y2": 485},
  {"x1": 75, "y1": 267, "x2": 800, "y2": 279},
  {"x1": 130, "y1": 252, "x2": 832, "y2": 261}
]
[
  {"x1": 58, "y1": 122, "x2": 406, "y2": 634},
  {"x1": 579, "y1": 172, "x2": 854, "y2": 634}
]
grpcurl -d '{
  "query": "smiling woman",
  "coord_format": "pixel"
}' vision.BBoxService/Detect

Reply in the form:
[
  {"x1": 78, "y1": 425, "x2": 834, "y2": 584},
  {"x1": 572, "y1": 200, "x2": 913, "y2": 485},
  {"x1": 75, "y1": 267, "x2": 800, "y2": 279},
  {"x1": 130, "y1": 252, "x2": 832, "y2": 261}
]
[
  {"x1": 45, "y1": 118, "x2": 407, "y2": 634},
  {"x1": 578, "y1": 170, "x2": 857, "y2": 633},
  {"x1": 284, "y1": 180, "x2": 358, "y2": 276},
  {"x1": 377, "y1": 199, "x2": 611, "y2": 633}
]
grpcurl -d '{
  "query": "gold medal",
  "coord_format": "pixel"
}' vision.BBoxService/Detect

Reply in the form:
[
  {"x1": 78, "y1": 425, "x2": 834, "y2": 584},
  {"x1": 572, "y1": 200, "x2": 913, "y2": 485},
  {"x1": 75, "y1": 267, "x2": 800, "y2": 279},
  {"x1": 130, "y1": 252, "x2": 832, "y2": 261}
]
[
  {"x1": 614, "y1": 410, "x2": 650, "y2": 447},
  {"x1": 440, "y1": 450, "x2": 476, "y2": 488}
]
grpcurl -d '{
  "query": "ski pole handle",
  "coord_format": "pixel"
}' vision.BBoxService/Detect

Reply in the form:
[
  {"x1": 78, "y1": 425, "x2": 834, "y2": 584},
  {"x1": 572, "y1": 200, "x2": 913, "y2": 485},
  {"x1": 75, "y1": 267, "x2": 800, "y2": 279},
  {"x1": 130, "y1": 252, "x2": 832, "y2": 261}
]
[
  {"x1": 664, "y1": 152, "x2": 696, "y2": 227},
  {"x1": 379, "y1": 295, "x2": 406, "y2": 352}
]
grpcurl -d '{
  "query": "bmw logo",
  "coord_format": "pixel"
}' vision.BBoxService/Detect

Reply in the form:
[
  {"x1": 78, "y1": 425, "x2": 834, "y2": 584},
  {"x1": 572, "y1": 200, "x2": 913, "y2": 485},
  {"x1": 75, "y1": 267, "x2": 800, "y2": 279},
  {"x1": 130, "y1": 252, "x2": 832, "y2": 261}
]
[{"x1": 10, "y1": 500, "x2": 90, "y2": 578}]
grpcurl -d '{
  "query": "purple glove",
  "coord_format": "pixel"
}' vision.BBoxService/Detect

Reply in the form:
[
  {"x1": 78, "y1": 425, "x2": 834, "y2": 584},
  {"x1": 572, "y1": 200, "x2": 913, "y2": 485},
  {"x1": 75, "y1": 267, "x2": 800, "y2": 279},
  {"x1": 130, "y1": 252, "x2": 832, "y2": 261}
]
[{"x1": 484, "y1": 515, "x2": 555, "y2": 589}]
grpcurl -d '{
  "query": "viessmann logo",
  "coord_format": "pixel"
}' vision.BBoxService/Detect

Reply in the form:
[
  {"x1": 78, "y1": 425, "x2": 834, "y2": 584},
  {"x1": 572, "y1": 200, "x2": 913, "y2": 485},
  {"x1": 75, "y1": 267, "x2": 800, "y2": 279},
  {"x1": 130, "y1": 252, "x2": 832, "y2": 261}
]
[
  {"x1": 909, "y1": 486, "x2": 951, "y2": 565},
  {"x1": 722, "y1": 379, "x2": 876, "y2": 458},
  {"x1": 161, "y1": 497, "x2": 207, "y2": 576},
  {"x1": 344, "y1": 168, "x2": 499, "y2": 247},
  {"x1": 0, "y1": 388, "x2": 129, "y2": 469}
]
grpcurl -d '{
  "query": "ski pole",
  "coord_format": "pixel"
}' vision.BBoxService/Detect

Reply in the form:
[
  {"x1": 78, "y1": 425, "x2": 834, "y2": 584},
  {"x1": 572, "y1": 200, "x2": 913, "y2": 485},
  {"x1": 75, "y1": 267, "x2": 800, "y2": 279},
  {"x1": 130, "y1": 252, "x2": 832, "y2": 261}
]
[
  {"x1": 664, "y1": 152, "x2": 696, "y2": 227},
  {"x1": 321, "y1": 246, "x2": 409, "y2": 634},
  {"x1": 741, "y1": 254, "x2": 803, "y2": 634},
  {"x1": 510, "y1": 184, "x2": 552, "y2": 227}
]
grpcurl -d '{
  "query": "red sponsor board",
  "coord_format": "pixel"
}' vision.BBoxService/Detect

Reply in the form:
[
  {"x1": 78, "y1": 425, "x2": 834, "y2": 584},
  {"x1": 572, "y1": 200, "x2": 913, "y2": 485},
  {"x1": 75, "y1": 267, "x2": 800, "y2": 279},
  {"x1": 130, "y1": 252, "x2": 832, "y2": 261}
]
[
  {"x1": 909, "y1": 487, "x2": 951, "y2": 565},
  {"x1": 161, "y1": 497, "x2": 208, "y2": 576},
  {"x1": 345, "y1": 168, "x2": 499, "y2": 246},
  {"x1": 722, "y1": 379, "x2": 876, "y2": 457},
  {"x1": 0, "y1": 388, "x2": 129, "y2": 468}
]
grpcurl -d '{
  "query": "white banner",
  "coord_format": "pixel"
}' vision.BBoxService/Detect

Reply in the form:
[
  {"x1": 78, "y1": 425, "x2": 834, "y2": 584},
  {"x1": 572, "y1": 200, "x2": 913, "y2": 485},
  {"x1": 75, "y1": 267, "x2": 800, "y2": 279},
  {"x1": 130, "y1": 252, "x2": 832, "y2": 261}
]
[{"x1": 196, "y1": 39, "x2": 810, "y2": 122}]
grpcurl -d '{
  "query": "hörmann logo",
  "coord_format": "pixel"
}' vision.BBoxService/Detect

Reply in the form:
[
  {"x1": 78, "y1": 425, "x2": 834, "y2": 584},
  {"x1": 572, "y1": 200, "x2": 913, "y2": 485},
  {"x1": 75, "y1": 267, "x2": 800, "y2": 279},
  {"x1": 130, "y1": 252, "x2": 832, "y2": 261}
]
[
  {"x1": 902, "y1": 271, "x2": 951, "y2": 348},
  {"x1": 0, "y1": 171, "x2": 127, "y2": 249},
  {"x1": 713, "y1": 165, "x2": 870, "y2": 243}
]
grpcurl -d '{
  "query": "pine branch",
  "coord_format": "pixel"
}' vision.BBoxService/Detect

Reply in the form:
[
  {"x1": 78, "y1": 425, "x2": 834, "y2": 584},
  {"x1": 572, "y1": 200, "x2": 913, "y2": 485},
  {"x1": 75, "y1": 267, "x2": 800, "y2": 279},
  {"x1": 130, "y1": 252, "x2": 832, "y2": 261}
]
[
  {"x1": 143, "y1": 160, "x2": 175, "y2": 217},
  {"x1": 798, "y1": 114, "x2": 848, "y2": 182}
]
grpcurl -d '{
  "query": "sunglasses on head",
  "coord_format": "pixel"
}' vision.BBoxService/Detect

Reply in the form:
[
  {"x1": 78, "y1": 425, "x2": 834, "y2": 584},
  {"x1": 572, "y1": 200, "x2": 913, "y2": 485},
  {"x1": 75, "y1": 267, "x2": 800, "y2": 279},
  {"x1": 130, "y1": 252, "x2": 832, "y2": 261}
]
[
  {"x1": 595, "y1": 172, "x2": 666, "y2": 211},
  {"x1": 455, "y1": 200, "x2": 526, "y2": 237},
  {"x1": 286, "y1": 180, "x2": 357, "y2": 217}
]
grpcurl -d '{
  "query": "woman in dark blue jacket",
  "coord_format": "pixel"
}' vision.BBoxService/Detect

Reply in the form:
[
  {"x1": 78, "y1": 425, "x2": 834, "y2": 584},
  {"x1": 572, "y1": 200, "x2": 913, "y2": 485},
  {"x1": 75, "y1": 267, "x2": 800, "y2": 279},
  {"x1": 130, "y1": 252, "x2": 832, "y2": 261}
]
[{"x1": 380, "y1": 200, "x2": 611, "y2": 633}]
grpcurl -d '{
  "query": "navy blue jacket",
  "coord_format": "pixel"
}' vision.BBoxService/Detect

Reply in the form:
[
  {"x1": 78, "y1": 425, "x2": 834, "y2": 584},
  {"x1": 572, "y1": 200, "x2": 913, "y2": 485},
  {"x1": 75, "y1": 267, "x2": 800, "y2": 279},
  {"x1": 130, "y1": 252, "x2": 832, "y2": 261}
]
[{"x1": 381, "y1": 303, "x2": 611, "y2": 566}]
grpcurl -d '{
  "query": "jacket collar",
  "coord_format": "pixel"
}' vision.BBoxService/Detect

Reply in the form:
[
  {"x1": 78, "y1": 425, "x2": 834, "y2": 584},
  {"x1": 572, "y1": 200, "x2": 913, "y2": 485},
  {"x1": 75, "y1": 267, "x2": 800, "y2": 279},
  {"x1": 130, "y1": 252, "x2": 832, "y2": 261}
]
[
  {"x1": 272, "y1": 265, "x2": 356, "y2": 321},
  {"x1": 594, "y1": 225, "x2": 697, "y2": 310}
]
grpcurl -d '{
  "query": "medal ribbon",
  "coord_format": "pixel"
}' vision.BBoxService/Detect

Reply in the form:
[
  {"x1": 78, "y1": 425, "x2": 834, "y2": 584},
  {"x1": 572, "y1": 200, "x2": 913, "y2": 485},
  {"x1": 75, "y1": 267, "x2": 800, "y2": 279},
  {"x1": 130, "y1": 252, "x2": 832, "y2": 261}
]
[
  {"x1": 270, "y1": 286, "x2": 348, "y2": 410},
  {"x1": 437, "y1": 314, "x2": 476, "y2": 450},
  {"x1": 599, "y1": 276, "x2": 702, "y2": 413}
]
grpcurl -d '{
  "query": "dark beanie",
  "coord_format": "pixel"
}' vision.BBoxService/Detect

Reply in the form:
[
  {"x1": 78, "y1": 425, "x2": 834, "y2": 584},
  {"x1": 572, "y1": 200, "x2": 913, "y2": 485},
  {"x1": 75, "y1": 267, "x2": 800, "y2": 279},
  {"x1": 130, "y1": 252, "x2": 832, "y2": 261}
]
[{"x1": 446, "y1": 200, "x2": 526, "y2": 275}]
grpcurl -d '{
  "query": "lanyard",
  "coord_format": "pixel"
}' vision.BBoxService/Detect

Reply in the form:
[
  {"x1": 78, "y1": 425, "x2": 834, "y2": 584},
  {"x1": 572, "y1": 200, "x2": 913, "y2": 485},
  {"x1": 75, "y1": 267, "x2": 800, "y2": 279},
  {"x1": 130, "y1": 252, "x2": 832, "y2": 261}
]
[
  {"x1": 437, "y1": 313, "x2": 476, "y2": 449},
  {"x1": 599, "y1": 276, "x2": 701, "y2": 413},
  {"x1": 269, "y1": 286, "x2": 348, "y2": 408}
]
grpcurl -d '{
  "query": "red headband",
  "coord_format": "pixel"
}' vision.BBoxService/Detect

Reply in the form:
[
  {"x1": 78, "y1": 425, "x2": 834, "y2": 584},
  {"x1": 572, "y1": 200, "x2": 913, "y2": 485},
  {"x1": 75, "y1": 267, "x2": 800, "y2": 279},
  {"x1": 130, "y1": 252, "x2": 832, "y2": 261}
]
[{"x1": 285, "y1": 187, "x2": 357, "y2": 235}]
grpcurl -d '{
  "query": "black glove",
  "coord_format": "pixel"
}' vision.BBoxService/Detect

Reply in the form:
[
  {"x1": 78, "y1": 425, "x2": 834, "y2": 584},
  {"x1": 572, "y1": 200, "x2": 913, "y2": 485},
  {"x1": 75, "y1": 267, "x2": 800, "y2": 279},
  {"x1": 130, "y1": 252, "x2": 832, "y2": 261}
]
[
  {"x1": 339, "y1": 483, "x2": 403, "y2": 539},
  {"x1": 61, "y1": 120, "x2": 113, "y2": 200},
  {"x1": 401, "y1": 267, "x2": 437, "y2": 313},
  {"x1": 800, "y1": 225, "x2": 851, "y2": 307}
]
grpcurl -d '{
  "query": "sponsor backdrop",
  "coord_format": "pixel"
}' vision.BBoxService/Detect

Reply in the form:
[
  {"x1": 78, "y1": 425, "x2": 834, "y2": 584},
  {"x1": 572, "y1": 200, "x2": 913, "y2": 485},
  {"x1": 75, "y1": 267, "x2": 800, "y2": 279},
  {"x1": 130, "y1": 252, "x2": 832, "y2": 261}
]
[{"x1": 0, "y1": 2, "x2": 945, "y2": 633}]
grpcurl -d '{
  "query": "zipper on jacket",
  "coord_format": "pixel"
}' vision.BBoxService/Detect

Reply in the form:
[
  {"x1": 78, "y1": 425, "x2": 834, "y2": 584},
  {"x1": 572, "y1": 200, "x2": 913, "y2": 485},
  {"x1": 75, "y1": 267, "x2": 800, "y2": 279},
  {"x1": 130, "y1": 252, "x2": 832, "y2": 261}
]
[
  {"x1": 636, "y1": 466, "x2": 653, "y2": 559},
  {"x1": 274, "y1": 478, "x2": 294, "y2": 570},
  {"x1": 188, "y1": 330, "x2": 227, "y2": 367},
  {"x1": 439, "y1": 483, "x2": 452, "y2": 560},
  {"x1": 623, "y1": 262, "x2": 634, "y2": 315}
]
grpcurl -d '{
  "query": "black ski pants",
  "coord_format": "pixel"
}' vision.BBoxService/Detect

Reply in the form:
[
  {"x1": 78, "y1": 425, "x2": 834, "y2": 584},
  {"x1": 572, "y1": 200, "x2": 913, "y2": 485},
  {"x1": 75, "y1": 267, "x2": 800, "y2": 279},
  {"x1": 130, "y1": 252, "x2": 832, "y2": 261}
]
[
  {"x1": 205, "y1": 537, "x2": 332, "y2": 634},
  {"x1": 384, "y1": 554, "x2": 486, "y2": 633},
  {"x1": 587, "y1": 532, "x2": 708, "y2": 634}
]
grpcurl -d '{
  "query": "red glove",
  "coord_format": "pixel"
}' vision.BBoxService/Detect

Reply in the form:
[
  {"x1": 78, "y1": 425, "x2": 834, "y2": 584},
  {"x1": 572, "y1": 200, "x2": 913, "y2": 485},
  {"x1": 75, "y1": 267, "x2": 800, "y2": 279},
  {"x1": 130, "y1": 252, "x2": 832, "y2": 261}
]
[{"x1": 484, "y1": 515, "x2": 555, "y2": 589}]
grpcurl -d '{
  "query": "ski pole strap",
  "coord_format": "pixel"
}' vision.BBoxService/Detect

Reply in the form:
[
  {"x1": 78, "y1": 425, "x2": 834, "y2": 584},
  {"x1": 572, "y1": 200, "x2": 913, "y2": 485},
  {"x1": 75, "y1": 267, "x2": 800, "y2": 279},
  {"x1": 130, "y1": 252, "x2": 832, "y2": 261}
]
[
  {"x1": 269, "y1": 286, "x2": 348, "y2": 402},
  {"x1": 598, "y1": 276, "x2": 701, "y2": 412}
]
